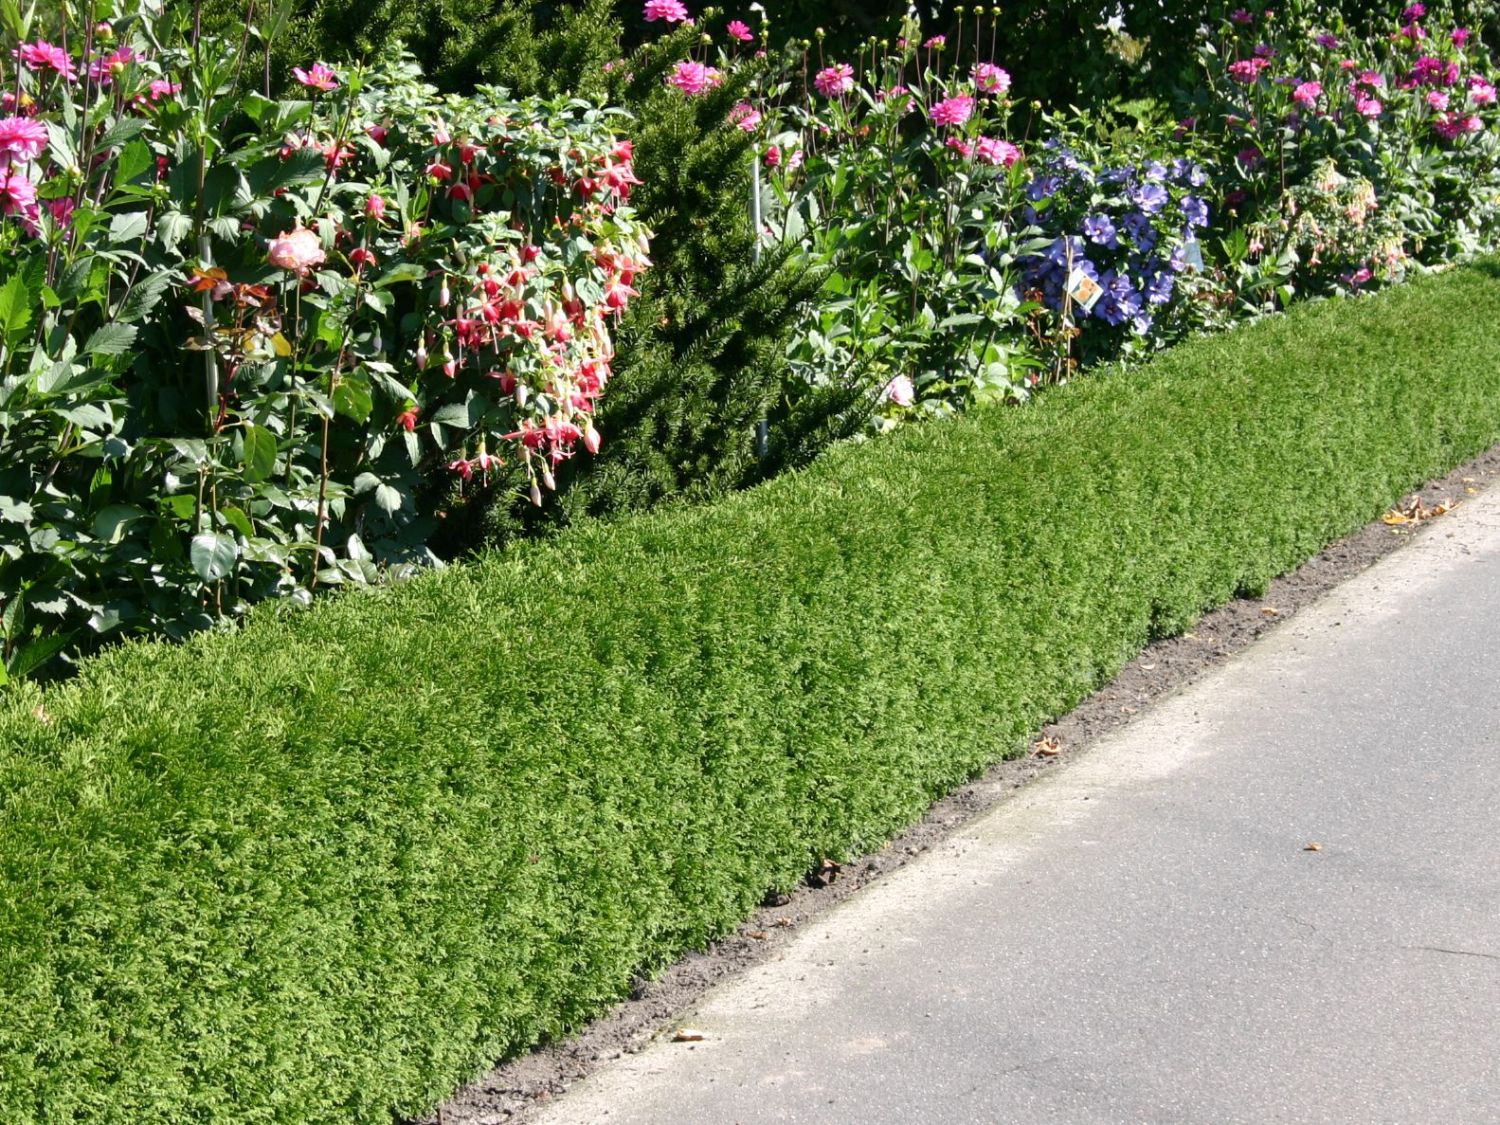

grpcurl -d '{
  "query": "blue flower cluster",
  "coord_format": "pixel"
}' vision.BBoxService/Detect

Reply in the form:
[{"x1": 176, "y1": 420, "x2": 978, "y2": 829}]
[{"x1": 1018, "y1": 149, "x2": 1211, "y2": 339}]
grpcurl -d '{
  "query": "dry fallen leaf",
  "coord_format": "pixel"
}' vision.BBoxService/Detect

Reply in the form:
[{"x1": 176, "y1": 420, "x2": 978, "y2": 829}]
[
  {"x1": 1303, "y1": 842, "x2": 1322, "y2": 852},
  {"x1": 1260, "y1": 606, "x2": 1280, "y2": 617},
  {"x1": 745, "y1": 930, "x2": 768, "y2": 941},
  {"x1": 1383, "y1": 495, "x2": 1453, "y2": 525},
  {"x1": 1033, "y1": 737, "x2": 1063, "y2": 757},
  {"x1": 672, "y1": 1028, "x2": 707, "y2": 1043}
]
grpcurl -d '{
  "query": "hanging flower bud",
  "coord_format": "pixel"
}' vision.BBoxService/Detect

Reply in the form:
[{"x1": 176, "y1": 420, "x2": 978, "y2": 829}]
[
  {"x1": 541, "y1": 468, "x2": 556, "y2": 490},
  {"x1": 529, "y1": 481, "x2": 543, "y2": 506},
  {"x1": 583, "y1": 424, "x2": 602, "y2": 454},
  {"x1": 415, "y1": 342, "x2": 428, "y2": 370}
]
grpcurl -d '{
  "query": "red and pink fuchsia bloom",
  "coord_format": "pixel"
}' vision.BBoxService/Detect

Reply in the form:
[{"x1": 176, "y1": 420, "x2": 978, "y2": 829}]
[
  {"x1": 292, "y1": 62, "x2": 338, "y2": 91},
  {"x1": 929, "y1": 95, "x2": 975, "y2": 128},
  {"x1": 644, "y1": 0, "x2": 689, "y2": 22},
  {"x1": 266, "y1": 226, "x2": 326, "y2": 275},
  {"x1": 814, "y1": 63, "x2": 855, "y2": 98}
]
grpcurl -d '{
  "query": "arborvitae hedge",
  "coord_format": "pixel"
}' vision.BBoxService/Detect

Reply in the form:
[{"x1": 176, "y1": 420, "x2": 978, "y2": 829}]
[{"x1": 4, "y1": 261, "x2": 1500, "y2": 1121}]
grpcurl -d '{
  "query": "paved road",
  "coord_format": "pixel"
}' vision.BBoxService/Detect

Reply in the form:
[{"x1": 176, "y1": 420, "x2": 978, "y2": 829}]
[{"x1": 533, "y1": 488, "x2": 1500, "y2": 1125}]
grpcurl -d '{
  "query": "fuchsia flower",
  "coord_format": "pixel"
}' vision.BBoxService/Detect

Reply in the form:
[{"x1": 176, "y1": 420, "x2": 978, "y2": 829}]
[
  {"x1": 266, "y1": 226, "x2": 326, "y2": 275},
  {"x1": 726, "y1": 19, "x2": 753, "y2": 42},
  {"x1": 292, "y1": 62, "x2": 338, "y2": 91},
  {"x1": 14, "y1": 40, "x2": 76, "y2": 81},
  {"x1": 667, "y1": 60, "x2": 719, "y2": 95},
  {"x1": 972, "y1": 62, "x2": 1011, "y2": 95},
  {"x1": 644, "y1": 0, "x2": 689, "y2": 22},
  {"x1": 1292, "y1": 80, "x2": 1322, "y2": 108},
  {"x1": 0, "y1": 116, "x2": 48, "y2": 165},
  {"x1": 364, "y1": 193, "x2": 387, "y2": 219},
  {"x1": 814, "y1": 63, "x2": 855, "y2": 98},
  {"x1": 929, "y1": 95, "x2": 975, "y2": 128},
  {"x1": 975, "y1": 136, "x2": 1022, "y2": 167}
]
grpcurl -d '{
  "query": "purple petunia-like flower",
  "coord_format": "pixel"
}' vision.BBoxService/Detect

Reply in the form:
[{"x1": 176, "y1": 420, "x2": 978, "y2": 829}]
[
  {"x1": 1082, "y1": 214, "x2": 1118, "y2": 247},
  {"x1": 1182, "y1": 196, "x2": 1210, "y2": 228},
  {"x1": 1130, "y1": 182, "x2": 1169, "y2": 215}
]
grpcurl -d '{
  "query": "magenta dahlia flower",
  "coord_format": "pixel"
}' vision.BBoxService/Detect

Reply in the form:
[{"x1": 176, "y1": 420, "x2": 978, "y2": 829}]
[
  {"x1": 814, "y1": 63, "x2": 855, "y2": 98},
  {"x1": 14, "y1": 40, "x2": 76, "y2": 81},
  {"x1": 644, "y1": 0, "x2": 689, "y2": 22},
  {"x1": 726, "y1": 19, "x2": 753, "y2": 41},
  {"x1": 667, "y1": 60, "x2": 719, "y2": 96},
  {"x1": 0, "y1": 116, "x2": 49, "y2": 165},
  {"x1": 929, "y1": 95, "x2": 975, "y2": 128},
  {"x1": 292, "y1": 62, "x2": 338, "y2": 91}
]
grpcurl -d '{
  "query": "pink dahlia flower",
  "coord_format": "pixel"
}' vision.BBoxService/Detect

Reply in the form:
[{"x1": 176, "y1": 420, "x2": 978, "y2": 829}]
[
  {"x1": 667, "y1": 60, "x2": 718, "y2": 96},
  {"x1": 1227, "y1": 57, "x2": 1268, "y2": 83},
  {"x1": 1355, "y1": 95, "x2": 1384, "y2": 118},
  {"x1": 1291, "y1": 80, "x2": 1322, "y2": 108},
  {"x1": 885, "y1": 375, "x2": 915, "y2": 407},
  {"x1": 1469, "y1": 78, "x2": 1497, "y2": 106},
  {"x1": 729, "y1": 102, "x2": 762, "y2": 132},
  {"x1": 975, "y1": 136, "x2": 1022, "y2": 167},
  {"x1": 292, "y1": 62, "x2": 338, "y2": 91},
  {"x1": 972, "y1": 62, "x2": 1011, "y2": 95},
  {"x1": 814, "y1": 63, "x2": 855, "y2": 98},
  {"x1": 726, "y1": 19, "x2": 753, "y2": 42},
  {"x1": 0, "y1": 165, "x2": 37, "y2": 217},
  {"x1": 1427, "y1": 89, "x2": 1450, "y2": 111},
  {"x1": 267, "y1": 226, "x2": 326, "y2": 275},
  {"x1": 0, "y1": 116, "x2": 49, "y2": 164},
  {"x1": 14, "y1": 40, "x2": 76, "y2": 81},
  {"x1": 929, "y1": 95, "x2": 975, "y2": 128},
  {"x1": 147, "y1": 79, "x2": 180, "y2": 102},
  {"x1": 945, "y1": 137, "x2": 973, "y2": 158},
  {"x1": 87, "y1": 47, "x2": 136, "y2": 84},
  {"x1": 644, "y1": 0, "x2": 689, "y2": 22}
]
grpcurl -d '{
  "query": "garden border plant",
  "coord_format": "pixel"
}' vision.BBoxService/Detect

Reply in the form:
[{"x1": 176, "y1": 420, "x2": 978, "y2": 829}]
[{"x1": 4, "y1": 259, "x2": 1500, "y2": 1123}]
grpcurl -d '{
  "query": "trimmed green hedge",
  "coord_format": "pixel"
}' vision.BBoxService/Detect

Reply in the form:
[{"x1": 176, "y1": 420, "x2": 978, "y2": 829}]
[{"x1": 5, "y1": 261, "x2": 1500, "y2": 1122}]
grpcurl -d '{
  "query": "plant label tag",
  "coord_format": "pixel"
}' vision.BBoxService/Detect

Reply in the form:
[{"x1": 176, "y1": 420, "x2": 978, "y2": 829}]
[
  {"x1": 1066, "y1": 268, "x2": 1103, "y2": 312},
  {"x1": 1183, "y1": 237, "x2": 1205, "y2": 272}
]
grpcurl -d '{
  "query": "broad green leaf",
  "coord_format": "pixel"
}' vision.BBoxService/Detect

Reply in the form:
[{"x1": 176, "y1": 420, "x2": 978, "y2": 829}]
[
  {"x1": 241, "y1": 424, "x2": 277, "y2": 481},
  {"x1": 117, "y1": 271, "x2": 173, "y2": 323},
  {"x1": 93, "y1": 504, "x2": 147, "y2": 544},
  {"x1": 218, "y1": 505, "x2": 255, "y2": 540},
  {"x1": 332, "y1": 370, "x2": 373, "y2": 422},
  {"x1": 190, "y1": 532, "x2": 238, "y2": 582},
  {"x1": 6, "y1": 633, "x2": 70, "y2": 680},
  {"x1": 83, "y1": 323, "x2": 138, "y2": 356},
  {"x1": 0, "y1": 273, "x2": 32, "y2": 345},
  {"x1": 108, "y1": 210, "x2": 149, "y2": 245},
  {"x1": 373, "y1": 483, "x2": 403, "y2": 514},
  {"x1": 0, "y1": 496, "x2": 34, "y2": 523},
  {"x1": 114, "y1": 139, "x2": 152, "y2": 184},
  {"x1": 95, "y1": 116, "x2": 149, "y2": 151}
]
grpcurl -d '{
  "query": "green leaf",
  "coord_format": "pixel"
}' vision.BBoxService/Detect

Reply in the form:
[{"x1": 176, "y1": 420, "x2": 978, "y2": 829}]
[
  {"x1": 373, "y1": 483, "x2": 403, "y2": 514},
  {"x1": 241, "y1": 424, "x2": 277, "y2": 482},
  {"x1": 117, "y1": 271, "x2": 173, "y2": 323},
  {"x1": 95, "y1": 116, "x2": 149, "y2": 152},
  {"x1": 332, "y1": 370, "x2": 373, "y2": 423},
  {"x1": 6, "y1": 633, "x2": 70, "y2": 681},
  {"x1": 114, "y1": 139, "x2": 153, "y2": 185},
  {"x1": 190, "y1": 532, "x2": 238, "y2": 582},
  {"x1": 157, "y1": 210, "x2": 193, "y2": 250},
  {"x1": 0, "y1": 496, "x2": 34, "y2": 523},
  {"x1": 218, "y1": 505, "x2": 255, "y2": 540},
  {"x1": 0, "y1": 272, "x2": 33, "y2": 345},
  {"x1": 93, "y1": 504, "x2": 147, "y2": 544},
  {"x1": 83, "y1": 323, "x2": 138, "y2": 356},
  {"x1": 108, "y1": 210, "x2": 149, "y2": 245}
]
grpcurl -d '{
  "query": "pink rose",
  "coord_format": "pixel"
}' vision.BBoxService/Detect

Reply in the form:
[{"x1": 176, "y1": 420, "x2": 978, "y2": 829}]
[{"x1": 267, "y1": 226, "x2": 326, "y2": 275}]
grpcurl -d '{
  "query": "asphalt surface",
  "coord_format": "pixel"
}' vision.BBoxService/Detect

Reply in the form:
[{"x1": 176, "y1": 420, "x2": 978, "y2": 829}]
[{"x1": 531, "y1": 486, "x2": 1500, "y2": 1125}]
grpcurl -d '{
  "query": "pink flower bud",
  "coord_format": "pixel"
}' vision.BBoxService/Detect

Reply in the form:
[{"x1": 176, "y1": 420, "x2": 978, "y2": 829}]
[
  {"x1": 529, "y1": 481, "x2": 543, "y2": 506},
  {"x1": 415, "y1": 343, "x2": 428, "y2": 370},
  {"x1": 584, "y1": 425, "x2": 602, "y2": 454}
]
